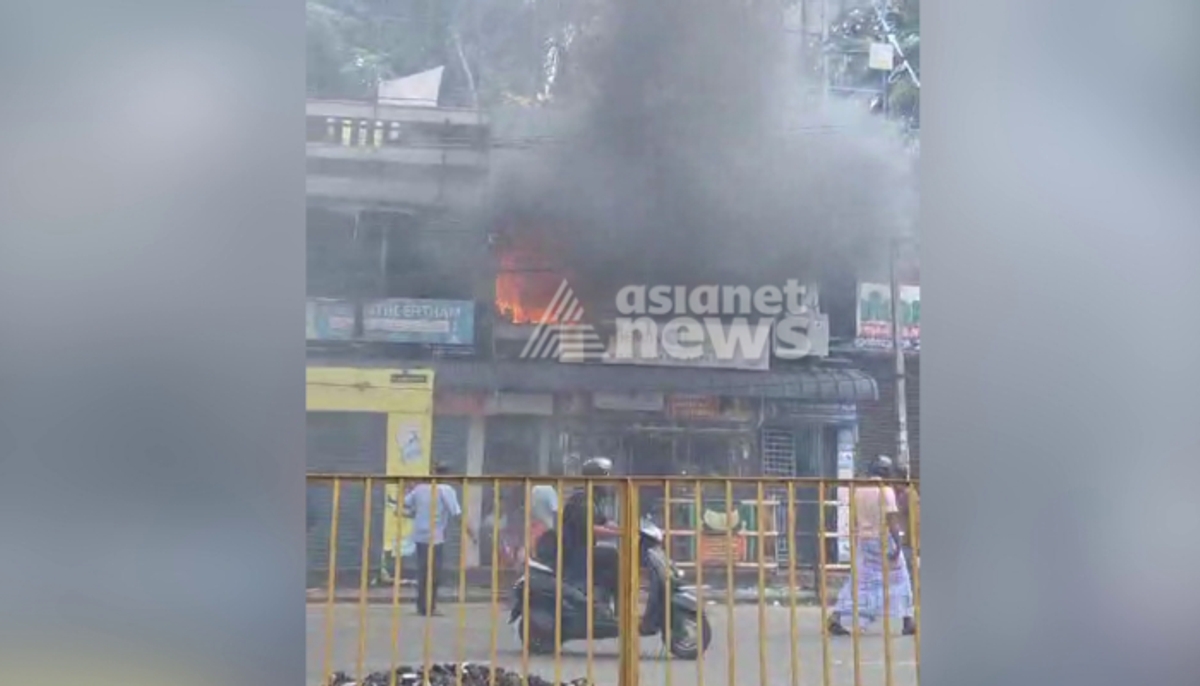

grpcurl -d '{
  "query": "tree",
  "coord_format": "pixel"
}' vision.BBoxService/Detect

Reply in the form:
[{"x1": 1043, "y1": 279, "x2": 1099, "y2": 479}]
[
  {"x1": 825, "y1": 0, "x2": 920, "y2": 126},
  {"x1": 306, "y1": 0, "x2": 569, "y2": 107}
]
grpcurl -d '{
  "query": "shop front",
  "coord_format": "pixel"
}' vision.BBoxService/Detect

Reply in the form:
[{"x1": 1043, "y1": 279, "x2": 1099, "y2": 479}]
[
  {"x1": 305, "y1": 365, "x2": 435, "y2": 587},
  {"x1": 424, "y1": 359, "x2": 879, "y2": 576}
]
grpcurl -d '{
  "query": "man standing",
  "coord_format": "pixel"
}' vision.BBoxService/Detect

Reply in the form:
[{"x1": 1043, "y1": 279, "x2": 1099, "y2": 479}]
[
  {"x1": 827, "y1": 455, "x2": 916, "y2": 636},
  {"x1": 403, "y1": 463, "x2": 477, "y2": 616}
]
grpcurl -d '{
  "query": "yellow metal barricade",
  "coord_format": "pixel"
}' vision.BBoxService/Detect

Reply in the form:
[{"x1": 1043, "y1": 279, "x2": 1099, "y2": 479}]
[{"x1": 305, "y1": 475, "x2": 920, "y2": 686}]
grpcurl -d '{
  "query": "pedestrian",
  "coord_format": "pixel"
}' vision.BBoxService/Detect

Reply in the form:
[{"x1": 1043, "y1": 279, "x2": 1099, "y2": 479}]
[
  {"x1": 403, "y1": 463, "x2": 477, "y2": 616},
  {"x1": 827, "y1": 455, "x2": 916, "y2": 636},
  {"x1": 894, "y1": 462, "x2": 920, "y2": 587},
  {"x1": 529, "y1": 480, "x2": 559, "y2": 560}
]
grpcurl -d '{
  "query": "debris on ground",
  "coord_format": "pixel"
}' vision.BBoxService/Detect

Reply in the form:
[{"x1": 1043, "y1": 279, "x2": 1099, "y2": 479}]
[{"x1": 328, "y1": 663, "x2": 595, "y2": 686}]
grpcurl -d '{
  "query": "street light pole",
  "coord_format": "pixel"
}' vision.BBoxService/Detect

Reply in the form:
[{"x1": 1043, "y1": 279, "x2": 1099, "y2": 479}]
[{"x1": 889, "y1": 236, "x2": 911, "y2": 478}]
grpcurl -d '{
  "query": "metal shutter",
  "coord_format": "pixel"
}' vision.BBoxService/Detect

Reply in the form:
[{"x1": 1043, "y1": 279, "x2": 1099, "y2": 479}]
[
  {"x1": 855, "y1": 357, "x2": 920, "y2": 478},
  {"x1": 307, "y1": 412, "x2": 387, "y2": 587},
  {"x1": 430, "y1": 415, "x2": 470, "y2": 574}
]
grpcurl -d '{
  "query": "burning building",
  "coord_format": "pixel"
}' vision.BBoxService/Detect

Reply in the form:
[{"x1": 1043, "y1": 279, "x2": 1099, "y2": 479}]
[{"x1": 306, "y1": 0, "x2": 917, "y2": 578}]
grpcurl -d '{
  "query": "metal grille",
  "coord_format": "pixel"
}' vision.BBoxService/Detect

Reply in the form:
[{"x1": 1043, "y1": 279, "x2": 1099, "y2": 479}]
[
  {"x1": 761, "y1": 430, "x2": 797, "y2": 476},
  {"x1": 761, "y1": 430, "x2": 797, "y2": 562}
]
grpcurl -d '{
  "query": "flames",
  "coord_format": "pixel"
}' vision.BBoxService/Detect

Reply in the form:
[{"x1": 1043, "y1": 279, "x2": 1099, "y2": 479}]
[{"x1": 494, "y1": 237, "x2": 567, "y2": 325}]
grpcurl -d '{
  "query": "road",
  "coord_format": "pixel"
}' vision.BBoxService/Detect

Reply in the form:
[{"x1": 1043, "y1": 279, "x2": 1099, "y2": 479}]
[{"x1": 308, "y1": 602, "x2": 918, "y2": 686}]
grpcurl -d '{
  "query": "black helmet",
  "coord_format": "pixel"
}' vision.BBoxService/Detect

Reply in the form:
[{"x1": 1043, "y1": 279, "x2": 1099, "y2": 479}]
[
  {"x1": 869, "y1": 455, "x2": 894, "y2": 478},
  {"x1": 580, "y1": 456, "x2": 613, "y2": 477}
]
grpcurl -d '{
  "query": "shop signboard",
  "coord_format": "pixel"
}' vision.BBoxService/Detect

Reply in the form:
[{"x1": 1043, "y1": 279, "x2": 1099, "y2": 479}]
[
  {"x1": 667, "y1": 394, "x2": 721, "y2": 419},
  {"x1": 306, "y1": 298, "x2": 356, "y2": 341},
  {"x1": 855, "y1": 282, "x2": 920, "y2": 351},
  {"x1": 765, "y1": 401, "x2": 857, "y2": 424},
  {"x1": 484, "y1": 392, "x2": 554, "y2": 416},
  {"x1": 593, "y1": 391, "x2": 665, "y2": 412},
  {"x1": 434, "y1": 391, "x2": 485, "y2": 416},
  {"x1": 362, "y1": 298, "x2": 475, "y2": 346},
  {"x1": 698, "y1": 534, "x2": 748, "y2": 566}
]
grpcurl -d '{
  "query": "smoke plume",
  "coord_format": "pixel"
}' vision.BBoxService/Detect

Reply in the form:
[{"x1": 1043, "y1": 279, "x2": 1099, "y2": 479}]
[{"x1": 490, "y1": 0, "x2": 916, "y2": 311}]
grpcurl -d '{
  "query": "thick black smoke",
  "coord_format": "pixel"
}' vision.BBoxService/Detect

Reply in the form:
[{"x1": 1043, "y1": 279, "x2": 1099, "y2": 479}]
[{"x1": 490, "y1": 0, "x2": 915, "y2": 309}]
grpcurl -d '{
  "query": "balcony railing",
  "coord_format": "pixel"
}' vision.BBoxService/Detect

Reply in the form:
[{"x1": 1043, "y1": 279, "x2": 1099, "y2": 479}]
[{"x1": 306, "y1": 99, "x2": 489, "y2": 150}]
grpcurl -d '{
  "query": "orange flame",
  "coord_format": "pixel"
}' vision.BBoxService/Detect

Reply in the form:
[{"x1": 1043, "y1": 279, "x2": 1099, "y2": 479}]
[{"x1": 495, "y1": 244, "x2": 565, "y2": 324}]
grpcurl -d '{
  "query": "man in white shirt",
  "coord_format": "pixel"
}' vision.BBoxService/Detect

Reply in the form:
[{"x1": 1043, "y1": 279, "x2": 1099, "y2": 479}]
[{"x1": 531, "y1": 483, "x2": 559, "y2": 530}]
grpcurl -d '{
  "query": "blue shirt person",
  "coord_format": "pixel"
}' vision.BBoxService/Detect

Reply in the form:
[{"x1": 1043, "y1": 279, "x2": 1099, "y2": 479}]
[
  {"x1": 401, "y1": 465, "x2": 477, "y2": 615},
  {"x1": 404, "y1": 482, "x2": 462, "y2": 545}
]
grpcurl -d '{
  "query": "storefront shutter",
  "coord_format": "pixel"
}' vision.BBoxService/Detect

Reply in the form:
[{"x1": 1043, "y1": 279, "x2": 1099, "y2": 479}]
[
  {"x1": 306, "y1": 412, "x2": 388, "y2": 587},
  {"x1": 431, "y1": 415, "x2": 470, "y2": 573}
]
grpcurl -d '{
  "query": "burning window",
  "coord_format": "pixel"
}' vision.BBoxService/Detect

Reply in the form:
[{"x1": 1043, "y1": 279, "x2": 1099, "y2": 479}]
[{"x1": 494, "y1": 233, "x2": 570, "y2": 324}]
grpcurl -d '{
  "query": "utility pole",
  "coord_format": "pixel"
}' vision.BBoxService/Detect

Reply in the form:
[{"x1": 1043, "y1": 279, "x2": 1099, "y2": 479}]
[
  {"x1": 820, "y1": 0, "x2": 830, "y2": 106},
  {"x1": 889, "y1": 236, "x2": 911, "y2": 478}
]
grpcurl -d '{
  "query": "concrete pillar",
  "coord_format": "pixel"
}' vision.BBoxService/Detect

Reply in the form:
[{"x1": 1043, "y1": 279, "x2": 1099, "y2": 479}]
[
  {"x1": 465, "y1": 414, "x2": 485, "y2": 567},
  {"x1": 537, "y1": 418, "x2": 552, "y2": 474}
]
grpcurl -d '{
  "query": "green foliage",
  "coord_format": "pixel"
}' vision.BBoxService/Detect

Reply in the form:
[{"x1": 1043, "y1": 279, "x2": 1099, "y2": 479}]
[
  {"x1": 306, "y1": 0, "x2": 457, "y2": 100},
  {"x1": 826, "y1": 0, "x2": 920, "y2": 125},
  {"x1": 306, "y1": 0, "x2": 553, "y2": 107}
]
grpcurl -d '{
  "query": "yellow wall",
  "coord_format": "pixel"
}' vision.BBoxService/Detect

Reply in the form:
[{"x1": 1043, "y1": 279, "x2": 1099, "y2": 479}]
[{"x1": 306, "y1": 366, "x2": 435, "y2": 566}]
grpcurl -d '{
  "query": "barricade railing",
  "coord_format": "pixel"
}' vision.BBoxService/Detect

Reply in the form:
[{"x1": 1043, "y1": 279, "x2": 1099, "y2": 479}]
[{"x1": 306, "y1": 476, "x2": 920, "y2": 686}]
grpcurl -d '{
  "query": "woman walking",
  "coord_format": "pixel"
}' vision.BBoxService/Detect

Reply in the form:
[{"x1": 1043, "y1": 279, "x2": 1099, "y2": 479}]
[{"x1": 827, "y1": 455, "x2": 916, "y2": 636}]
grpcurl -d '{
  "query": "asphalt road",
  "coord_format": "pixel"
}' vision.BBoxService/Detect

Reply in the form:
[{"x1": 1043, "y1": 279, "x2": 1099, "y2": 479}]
[{"x1": 308, "y1": 602, "x2": 918, "y2": 686}]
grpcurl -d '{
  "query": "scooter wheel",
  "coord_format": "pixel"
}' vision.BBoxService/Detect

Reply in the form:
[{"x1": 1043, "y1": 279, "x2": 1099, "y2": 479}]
[
  {"x1": 513, "y1": 618, "x2": 555, "y2": 655},
  {"x1": 666, "y1": 610, "x2": 712, "y2": 660}
]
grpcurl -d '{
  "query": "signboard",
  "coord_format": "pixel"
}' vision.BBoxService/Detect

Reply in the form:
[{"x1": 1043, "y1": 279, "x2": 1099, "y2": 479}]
[
  {"x1": 306, "y1": 298, "x2": 356, "y2": 341},
  {"x1": 766, "y1": 401, "x2": 857, "y2": 424},
  {"x1": 593, "y1": 391, "x2": 665, "y2": 412},
  {"x1": 484, "y1": 392, "x2": 555, "y2": 416},
  {"x1": 434, "y1": 391, "x2": 486, "y2": 416},
  {"x1": 362, "y1": 298, "x2": 474, "y2": 346},
  {"x1": 855, "y1": 283, "x2": 920, "y2": 351},
  {"x1": 667, "y1": 394, "x2": 721, "y2": 419},
  {"x1": 698, "y1": 534, "x2": 748, "y2": 565},
  {"x1": 868, "y1": 42, "x2": 895, "y2": 71}
]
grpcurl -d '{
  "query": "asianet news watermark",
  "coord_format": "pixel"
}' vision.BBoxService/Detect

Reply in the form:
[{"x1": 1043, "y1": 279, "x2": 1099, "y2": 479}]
[{"x1": 607, "y1": 280, "x2": 824, "y2": 361}]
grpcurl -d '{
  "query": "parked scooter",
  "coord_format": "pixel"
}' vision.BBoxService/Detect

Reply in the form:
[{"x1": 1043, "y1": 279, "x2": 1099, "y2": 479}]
[{"x1": 509, "y1": 518, "x2": 713, "y2": 660}]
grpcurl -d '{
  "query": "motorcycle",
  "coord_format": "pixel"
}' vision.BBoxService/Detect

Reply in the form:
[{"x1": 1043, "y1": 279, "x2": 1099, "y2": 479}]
[{"x1": 509, "y1": 518, "x2": 713, "y2": 660}]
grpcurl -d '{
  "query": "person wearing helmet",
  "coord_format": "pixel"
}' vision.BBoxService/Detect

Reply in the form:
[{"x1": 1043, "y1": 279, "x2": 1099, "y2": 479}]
[
  {"x1": 554, "y1": 457, "x2": 621, "y2": 601},
  {"x1": 827, "y1": 455, "x2": 916, "y2": 636}
]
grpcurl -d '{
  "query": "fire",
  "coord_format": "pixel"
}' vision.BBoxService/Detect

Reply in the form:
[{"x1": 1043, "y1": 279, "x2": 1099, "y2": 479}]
[{"x1": 494, "y1": 241, "x2": 567, "y2": 324}]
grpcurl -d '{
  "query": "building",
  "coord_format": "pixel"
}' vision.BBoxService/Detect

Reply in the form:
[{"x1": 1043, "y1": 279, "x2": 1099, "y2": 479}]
[
  {"x1": 829, "y1": 276, "x2": 921, "y2": 478},
  {"x1": 304, "y1": 97, "x2": 891, "y2": 585}
]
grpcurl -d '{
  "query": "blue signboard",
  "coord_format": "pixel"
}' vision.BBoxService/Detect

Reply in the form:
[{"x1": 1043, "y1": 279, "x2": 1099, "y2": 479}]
[
  {"x1": 362, "y1": 298, "x2": 475, "y2": 346},
  {"x1": 306, "y1": 298, "x2": 356, "y2": 341}
]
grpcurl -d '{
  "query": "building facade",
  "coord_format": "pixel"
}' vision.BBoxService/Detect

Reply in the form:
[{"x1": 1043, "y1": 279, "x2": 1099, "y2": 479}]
[{"x1": 304, "y1": 98, "x2": 900, "y2": 584}]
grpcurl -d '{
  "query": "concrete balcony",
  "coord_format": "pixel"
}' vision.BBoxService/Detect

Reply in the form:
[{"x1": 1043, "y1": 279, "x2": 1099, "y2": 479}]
[{"x1": 306, "y1": 99, "x2": 490, "y2": 212}]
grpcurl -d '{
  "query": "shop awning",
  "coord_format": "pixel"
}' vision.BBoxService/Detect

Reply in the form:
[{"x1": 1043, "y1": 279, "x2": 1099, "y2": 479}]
[{"x1": 429, "y1": 360, "x2": 877, "y2": 403}]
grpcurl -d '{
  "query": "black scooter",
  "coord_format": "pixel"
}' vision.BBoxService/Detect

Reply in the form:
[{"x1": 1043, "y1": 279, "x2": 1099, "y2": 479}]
[{"x1": 509, "y1": 519, "x2": 713, "y2": 660}]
